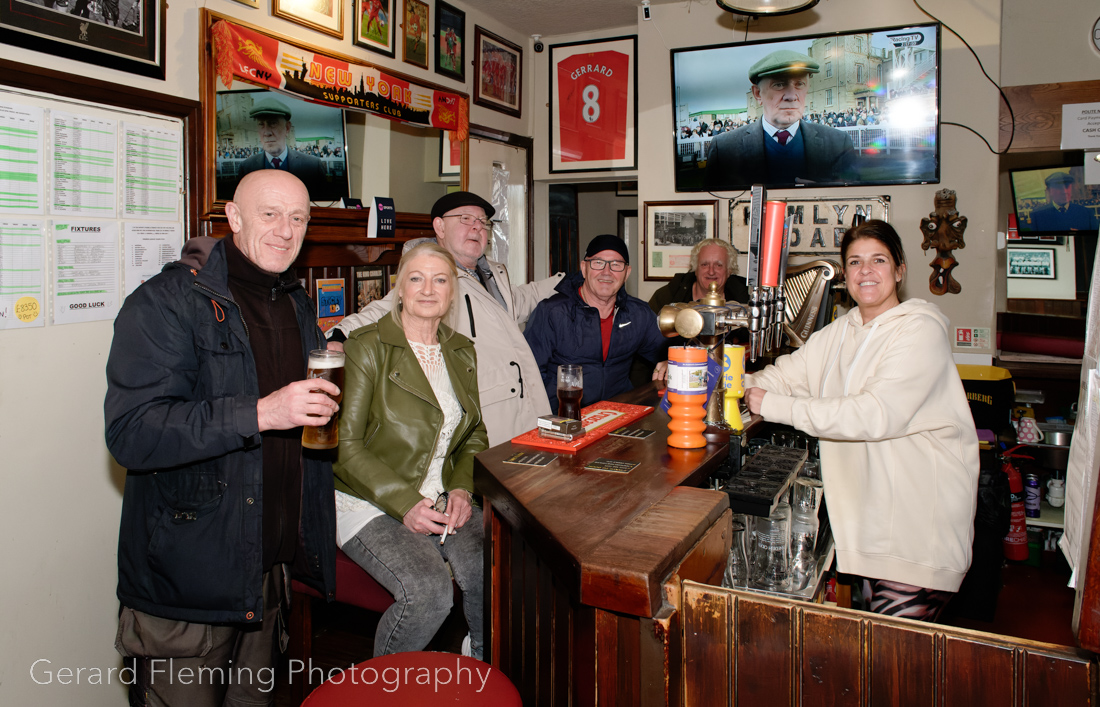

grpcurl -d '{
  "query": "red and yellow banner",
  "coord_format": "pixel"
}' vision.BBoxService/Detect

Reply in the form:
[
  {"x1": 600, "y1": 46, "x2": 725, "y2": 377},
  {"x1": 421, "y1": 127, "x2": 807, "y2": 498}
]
[{"x1": 212, "y1": 19, "x2": 467, "y2": 140}]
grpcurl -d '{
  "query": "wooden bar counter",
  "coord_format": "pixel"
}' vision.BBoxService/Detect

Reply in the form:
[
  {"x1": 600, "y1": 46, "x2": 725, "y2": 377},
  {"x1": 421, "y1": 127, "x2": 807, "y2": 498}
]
[
  {"x1": 476, "y1": 385, "x2": 1098, "y2": 706},
  {"x1": 475, "y1": 385, "x2": 733, "y2": 706}
]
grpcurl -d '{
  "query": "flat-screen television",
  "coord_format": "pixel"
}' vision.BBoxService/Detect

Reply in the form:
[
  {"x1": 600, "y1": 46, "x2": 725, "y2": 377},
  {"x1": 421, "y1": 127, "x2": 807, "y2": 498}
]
[
  {"x1": 1009, "y1": 165, "x2": 1100, "y2": 237},
  {"x1": 671, "y1": 23, "x2": 940, "y2": 193},
  {"x1": 215, "y1": 87, "x2": 350, "y2": 205}
]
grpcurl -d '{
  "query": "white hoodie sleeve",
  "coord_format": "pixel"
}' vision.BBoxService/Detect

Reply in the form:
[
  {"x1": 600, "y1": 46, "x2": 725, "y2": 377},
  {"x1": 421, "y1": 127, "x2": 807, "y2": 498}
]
[{"x1": 759, "y1": 313, "x2": 957, "y2": 442}]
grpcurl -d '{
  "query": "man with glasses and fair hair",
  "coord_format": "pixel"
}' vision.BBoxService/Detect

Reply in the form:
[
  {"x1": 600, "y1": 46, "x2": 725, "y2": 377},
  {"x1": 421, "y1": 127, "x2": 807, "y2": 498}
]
[
  {"x1": 524, "y1": 234, "x2": 665, "y2": 412},
  {"x1": 328, "y1": 191, "x2": 562, "y2": 446}
]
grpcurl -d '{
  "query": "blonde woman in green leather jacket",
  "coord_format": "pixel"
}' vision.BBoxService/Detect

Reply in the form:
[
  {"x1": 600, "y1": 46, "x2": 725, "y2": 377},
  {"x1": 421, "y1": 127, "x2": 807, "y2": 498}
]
[{"x1": 334, "y1": 242, "x2": 489, "y2": 658}]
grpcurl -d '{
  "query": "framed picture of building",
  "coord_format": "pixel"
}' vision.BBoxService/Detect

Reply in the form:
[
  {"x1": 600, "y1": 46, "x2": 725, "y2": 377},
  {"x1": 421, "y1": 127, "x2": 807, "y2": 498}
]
[
  {"x1": 1007, "y1": 247, "x2": 1057, "y2": 280},
  {"x1": 402, "y1": 0, "x2": 429, "y2": 69},
  {"x1": 354, "y1": 0, "x2": 395, "y2": 57},
  {"x1": 434, "y1": 1, "x2": 465, "y2": 82},
  {"x1": 273, "y1": 0, "x2": 343, "y2": 39},
  {"x1": 643, "y1": 200, "x2": 718, "y2": 281},
  {"x1": 0, "y1": 0, "x2": 165, "y2": 78},
  {"x1": 549, "y1": 35, "x2": 637, "y2": 173},
  {"x1": 473, "y1": 26, "x2": 522, "y2": 118},
  {"x1": 354, "y1": 266, "x2": 387, "y2": 311}
]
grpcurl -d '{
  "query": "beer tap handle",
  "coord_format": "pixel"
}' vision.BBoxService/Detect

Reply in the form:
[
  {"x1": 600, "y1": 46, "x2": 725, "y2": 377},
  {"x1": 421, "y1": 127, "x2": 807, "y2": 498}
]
[{"x1": 747, "y1": 286, "x2": 762, "y2": 362}]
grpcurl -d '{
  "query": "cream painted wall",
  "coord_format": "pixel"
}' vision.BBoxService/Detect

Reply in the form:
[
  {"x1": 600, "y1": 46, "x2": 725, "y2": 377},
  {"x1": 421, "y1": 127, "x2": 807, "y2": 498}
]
[
  {"x1": 1001, "y1": 0, "x2": 1100, "y2": 85},
  {"x1": 532, "y1": 0, "x2": 1001, "y2": 355},
  {"x1": 0, "y1": 1, "x2": 531, "y2": 704}
]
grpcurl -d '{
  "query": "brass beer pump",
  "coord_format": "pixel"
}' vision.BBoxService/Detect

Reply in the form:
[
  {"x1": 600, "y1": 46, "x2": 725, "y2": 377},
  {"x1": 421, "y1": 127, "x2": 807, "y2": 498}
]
[{"x1": 656, "y1": 185, "x2": 792, "y2": 433}]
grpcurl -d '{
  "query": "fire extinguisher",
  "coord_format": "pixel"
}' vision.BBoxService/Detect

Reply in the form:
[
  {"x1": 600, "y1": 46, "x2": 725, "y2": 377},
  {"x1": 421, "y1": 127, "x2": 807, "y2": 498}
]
[{"x1": 1001, "y1": 444, "x2": 1031, "y2": 561}]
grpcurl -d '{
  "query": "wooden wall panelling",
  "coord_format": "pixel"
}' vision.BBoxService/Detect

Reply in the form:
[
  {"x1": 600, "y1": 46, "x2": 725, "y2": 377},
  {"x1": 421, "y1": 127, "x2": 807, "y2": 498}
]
[
  {"x1": 681, "y1": 581, "x2": 1098, "y2": 706},
  {"x1": 553, "y1": 573, "x2": 573, "y2": 706},
  {"x1": 734, "y1": 594, "x2": 794, "y2": 705},
  {"x1": 999, "y1": 80, "x2": 1100, "y2": 152},
  {"x1": 801, "y1": 609, "x2": 862, "y2": 706},
  {"x1": 641, "y1": 608, "x2": 682, "y2": 707},
  {"x1": 682, "y1": 587, "x2": 730, "y2": 707},
  {"x1": 941, "y1": 635, "x2": 1016, "y2": 706},
  {"x1": 1022, "y1": 650, "x2": 1098, "y2": 707},
  {"x1": 536, "y1": 560, "x2": 555, "y2": 707},
  {"x1": 867, "y1": 623, "x2": 936, "y2": 707}
]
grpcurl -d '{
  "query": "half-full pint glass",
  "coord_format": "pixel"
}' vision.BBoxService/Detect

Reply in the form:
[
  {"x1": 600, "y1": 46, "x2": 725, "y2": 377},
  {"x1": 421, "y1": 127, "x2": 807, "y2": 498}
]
[{"x1": 301, "y1": 349, "x2": 345, "y2": 450}]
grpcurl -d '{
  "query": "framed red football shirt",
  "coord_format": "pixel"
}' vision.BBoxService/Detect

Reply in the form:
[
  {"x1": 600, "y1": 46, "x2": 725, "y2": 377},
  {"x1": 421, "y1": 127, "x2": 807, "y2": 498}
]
[{"x1": 550, "y1": 36, "x2": 637, "y2": 172}]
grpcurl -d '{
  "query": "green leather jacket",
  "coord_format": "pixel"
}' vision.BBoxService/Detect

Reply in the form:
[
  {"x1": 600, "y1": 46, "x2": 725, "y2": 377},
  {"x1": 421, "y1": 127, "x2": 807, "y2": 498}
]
[{"x1": 334, "y1": 313, "x2": 488, "y2": 520}]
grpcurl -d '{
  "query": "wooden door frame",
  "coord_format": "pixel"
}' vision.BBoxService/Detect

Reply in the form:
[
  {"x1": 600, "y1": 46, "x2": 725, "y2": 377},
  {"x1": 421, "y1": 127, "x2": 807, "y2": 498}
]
[{"x1": 468, "y1": 124, "x2": 534, "y2": 281}]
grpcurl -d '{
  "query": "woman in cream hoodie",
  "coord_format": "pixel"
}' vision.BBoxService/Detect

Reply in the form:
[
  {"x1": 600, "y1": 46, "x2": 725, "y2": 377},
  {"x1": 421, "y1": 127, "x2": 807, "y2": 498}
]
[{"x1": 745, "y1": 220, "x2": 979, "y2": 622}]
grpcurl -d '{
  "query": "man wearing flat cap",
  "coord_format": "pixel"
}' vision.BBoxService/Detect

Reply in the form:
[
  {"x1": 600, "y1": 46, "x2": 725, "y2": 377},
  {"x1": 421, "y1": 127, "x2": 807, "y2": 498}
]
[
  {"x1": 328, "y1": 191, "x2": 564, "y2": 445},
  {"x1": 524, "y1": 235, "x2": 666, "y2": 411},
  {"x1": 1027, "y1": 171, "x2": 1099, "y2": 232},
  {"x1": 705, "y1": 49, "x2": 857, "y2": 190},
  {"x1": 237, "y1": 98, "x2": 331, "y2": 198}
]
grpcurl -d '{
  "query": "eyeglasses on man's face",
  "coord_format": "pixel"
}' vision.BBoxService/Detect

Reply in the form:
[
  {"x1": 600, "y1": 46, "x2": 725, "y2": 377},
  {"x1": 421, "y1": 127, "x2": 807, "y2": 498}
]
[
  {"x1": 441, "y1": 214, "x2": 493, "y2": 228},
  {"x1": 584, "y1": 258, "x2": 627, "y2": 272}
]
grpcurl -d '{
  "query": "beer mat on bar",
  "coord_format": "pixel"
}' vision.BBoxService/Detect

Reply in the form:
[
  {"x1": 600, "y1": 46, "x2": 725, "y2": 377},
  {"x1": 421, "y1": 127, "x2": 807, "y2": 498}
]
[
  {"x1": 609, "y1": 427, "x2": 656, "y2": 439},
  {"x1": 502, "y1": 451, "x2": 557, "y2": 466},
  {"x1": 584, "y1": 458, "x2": 640, "y2": 473},
  {"x1": 509, "y1": 401, "x2": 654, "y2": 453}
]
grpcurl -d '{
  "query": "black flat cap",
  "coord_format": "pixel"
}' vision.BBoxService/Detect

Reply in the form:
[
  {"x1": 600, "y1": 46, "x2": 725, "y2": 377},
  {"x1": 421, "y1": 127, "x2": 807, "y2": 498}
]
[
  {"x1": 749, "y1": 49, "x2": 820, "y2": 84},
  {"x1": 585, "y1": 234, "x2": 630, "y2": 264},
  {"x1": 431, "y1": 191, "x2": 496, "y2": 220},
  {"x1": 248, "y1": 98, "x2": 292, "y2": 120}
]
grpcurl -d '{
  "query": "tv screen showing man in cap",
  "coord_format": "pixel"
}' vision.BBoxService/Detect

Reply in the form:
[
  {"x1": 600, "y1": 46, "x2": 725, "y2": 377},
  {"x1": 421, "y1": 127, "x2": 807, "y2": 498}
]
[
  {"x1": 704, "y1": 49, "x2": 857, "y2": 190},
  {"x1": 671, "y1": 25, "x2": 941, "y2": 192},
  {"x1": 215, "y1": 90, "x2": 349, "y2": 203},
  {"x1": 1023, "y1": 171, "x2": 1100, "y2": 233}
]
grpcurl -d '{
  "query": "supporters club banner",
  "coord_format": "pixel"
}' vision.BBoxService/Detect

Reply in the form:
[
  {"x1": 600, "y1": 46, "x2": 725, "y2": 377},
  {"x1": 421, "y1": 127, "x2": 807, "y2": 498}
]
[
  {"x1": 549, "y1": 36, "x2": 637, "y2": 173},
  {"x1": 211, "y1": 19, "x2": 468, "y2": 140}
]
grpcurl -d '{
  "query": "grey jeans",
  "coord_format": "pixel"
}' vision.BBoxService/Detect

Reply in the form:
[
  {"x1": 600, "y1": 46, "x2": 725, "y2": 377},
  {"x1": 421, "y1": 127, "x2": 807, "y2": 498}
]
[{"x1": 341, "y1": 506, "x2": 484, "y2": 658}]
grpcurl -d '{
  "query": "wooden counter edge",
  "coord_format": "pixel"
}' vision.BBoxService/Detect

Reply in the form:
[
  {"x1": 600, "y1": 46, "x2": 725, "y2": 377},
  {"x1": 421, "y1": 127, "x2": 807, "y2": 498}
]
[{"x1": 579, "y1": 486, "x2": 730, "y2": 618}]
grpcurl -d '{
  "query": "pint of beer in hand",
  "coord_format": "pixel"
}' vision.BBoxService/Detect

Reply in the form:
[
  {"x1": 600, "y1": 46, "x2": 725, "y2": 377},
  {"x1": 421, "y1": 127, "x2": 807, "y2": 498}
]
[{"x1": 301, "y1": 349, "x2": 345, "y2": 450}]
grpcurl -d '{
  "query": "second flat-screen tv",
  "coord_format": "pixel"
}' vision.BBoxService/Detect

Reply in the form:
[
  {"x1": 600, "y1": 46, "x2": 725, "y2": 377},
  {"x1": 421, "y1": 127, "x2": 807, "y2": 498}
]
[
  {"x1": 1010, "y1": 165, "x2": 1100, "y2": 237},
  {"x1": 671, "y1": 23, "x2": 940, "y2": 193},
  {"x1": 215, "y1": 87, "x2": 350, "y2": 205}
]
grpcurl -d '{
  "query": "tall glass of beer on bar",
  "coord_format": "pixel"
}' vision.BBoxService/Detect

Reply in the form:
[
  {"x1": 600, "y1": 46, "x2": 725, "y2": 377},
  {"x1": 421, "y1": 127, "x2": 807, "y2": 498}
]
[{"x1": 301, "y1": 349, "x2": 344, "y2": 450}]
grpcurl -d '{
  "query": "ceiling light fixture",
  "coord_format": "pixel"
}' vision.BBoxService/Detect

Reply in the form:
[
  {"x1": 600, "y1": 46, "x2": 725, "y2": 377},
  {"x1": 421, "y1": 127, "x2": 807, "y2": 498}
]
[{"x1": 715, "y1": 0, "x2": 819, "y2": 16}]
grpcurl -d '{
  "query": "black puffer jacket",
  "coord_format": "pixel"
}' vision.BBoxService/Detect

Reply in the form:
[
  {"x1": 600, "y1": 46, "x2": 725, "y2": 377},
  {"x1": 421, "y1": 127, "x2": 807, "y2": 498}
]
[{"x1": 105, "y1": 237, "x2": 336, "y2": 624}]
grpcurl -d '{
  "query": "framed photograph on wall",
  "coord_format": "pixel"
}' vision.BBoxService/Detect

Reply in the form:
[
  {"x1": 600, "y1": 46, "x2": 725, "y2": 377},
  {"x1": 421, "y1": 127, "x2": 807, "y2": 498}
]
[
  {"x1": 434, "y1": 1, "x2": 465, "y2": 82},
  {"x1": 1007, "y1": 247, "x2": 1057, "y2": 280},
  {"x1": 549, "y1": 35, "x2": 637, "y2": 173},
  {"x1": 643, "y1": 200, "x2": 717, "y2": 281},
  {"x1": 354, "y1": 266, "x2": 387, "y2": 311},
  {"x1": 473, "y1": 26, "x2": 522, "y2": 118},
  {"x1": 273, "y1": 0, "x2": 343, "y2": 38},
  {"x1": 439, "y1": 131, "x2": 461, "y2": 178},
  {"x1": 354, "y1": 0, "x2": 395, "y2": 57},
  {"x1": 0, "y1": 0, "x2": 165, "y2": 78},
  {"x1": 402, "y1": 0, "x2": 429, "y2": 69}
]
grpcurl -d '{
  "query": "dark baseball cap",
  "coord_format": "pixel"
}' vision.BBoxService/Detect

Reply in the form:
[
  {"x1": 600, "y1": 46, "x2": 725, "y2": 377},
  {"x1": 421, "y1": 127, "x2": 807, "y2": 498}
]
[
  {"x1": 248, "y1": 98, "x2": 292, "y2": 120},
  {"x1": 431, "y1": 191, "x2": 496, "y2": 220},
  {"x1": 749, "y1": 49, "x2": 821, "y2": 84},
  {"x1": 585, "y1": 234, "x2": 630, "y2": 264},
  {"x1": 1045, "y1": 171, "x2": 1074, "y2": 187}
]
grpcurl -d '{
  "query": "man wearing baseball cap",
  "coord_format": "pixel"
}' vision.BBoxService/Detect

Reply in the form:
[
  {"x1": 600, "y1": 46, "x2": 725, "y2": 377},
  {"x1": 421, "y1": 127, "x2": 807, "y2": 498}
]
[
  {"x1": 1027, "y1": 171, "x2": 1099, "y2": 232},
  {"x1": 328, "y1": 191, "x2": 564, "y2": 445},
  {"x1": 705, "y1": 49, "x2": 857, "y2": 190},
  {"x1": 237, "y1": 97, "x2": 331, "y2": 199},
  {"x1": 524, "y1": 234, "x2": 666, "y2": 411}
]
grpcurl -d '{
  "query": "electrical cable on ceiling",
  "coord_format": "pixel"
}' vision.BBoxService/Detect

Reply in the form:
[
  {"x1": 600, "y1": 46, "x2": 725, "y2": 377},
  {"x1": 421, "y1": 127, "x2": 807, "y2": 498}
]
[{"x1": 913, "y1": 0, "x2": 1015, "y2": 154}]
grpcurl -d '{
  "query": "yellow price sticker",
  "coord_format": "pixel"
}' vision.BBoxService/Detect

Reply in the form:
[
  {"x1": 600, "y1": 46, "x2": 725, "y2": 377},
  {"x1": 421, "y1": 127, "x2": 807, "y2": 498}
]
[{"x1": 15, "y1": 296, "x2": 40, "y2": 323}]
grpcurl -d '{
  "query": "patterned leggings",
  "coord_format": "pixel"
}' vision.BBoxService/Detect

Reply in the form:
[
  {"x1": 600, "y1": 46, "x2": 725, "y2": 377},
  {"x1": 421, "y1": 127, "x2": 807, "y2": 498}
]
[{"x1": 860, "y1": 578, "x2": 954, "y2": 623}]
